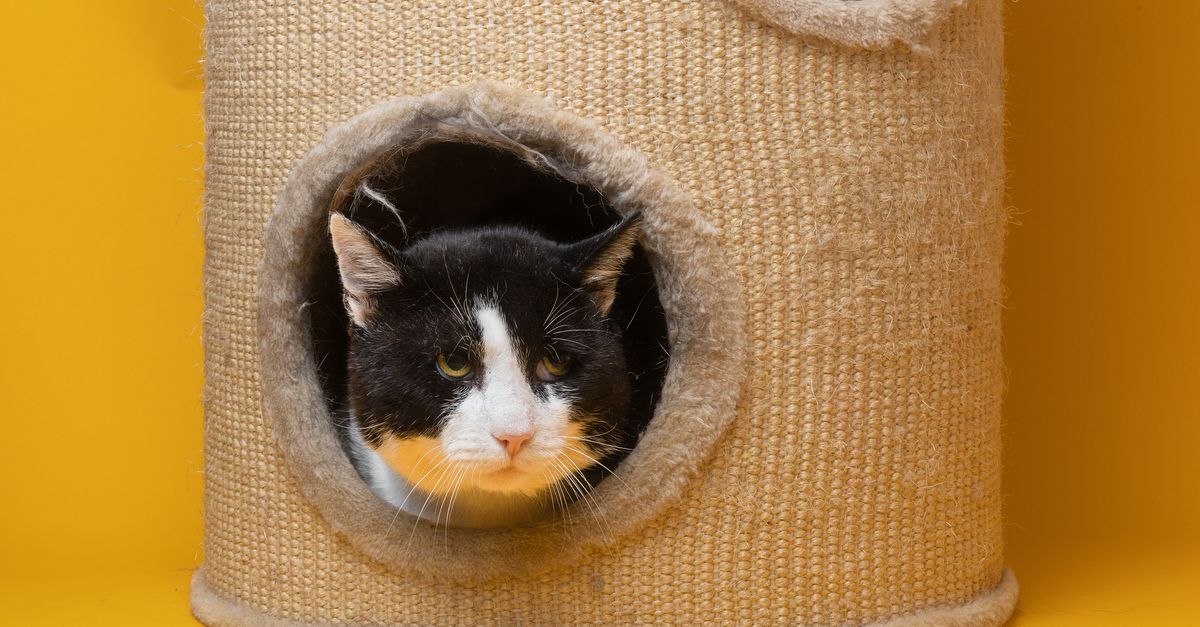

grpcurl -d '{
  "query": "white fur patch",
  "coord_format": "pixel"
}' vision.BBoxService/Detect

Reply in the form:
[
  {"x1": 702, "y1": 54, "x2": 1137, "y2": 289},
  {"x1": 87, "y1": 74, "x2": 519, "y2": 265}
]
[
  {"x1": 437, "y1": 305, "x2": 581, "y2": 491},
  {"x1": 468, "y1": 306, "x2": 538, "y2": 442},
  {"x1": 353, "y1": 302, "x2": 598, "y2": 527}
]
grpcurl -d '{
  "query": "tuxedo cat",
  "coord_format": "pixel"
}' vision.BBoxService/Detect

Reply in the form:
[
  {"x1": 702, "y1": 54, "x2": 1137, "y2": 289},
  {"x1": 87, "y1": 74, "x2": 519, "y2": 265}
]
[{"x1": 330, "y1": 211, "x2": 643, "y2": 528}]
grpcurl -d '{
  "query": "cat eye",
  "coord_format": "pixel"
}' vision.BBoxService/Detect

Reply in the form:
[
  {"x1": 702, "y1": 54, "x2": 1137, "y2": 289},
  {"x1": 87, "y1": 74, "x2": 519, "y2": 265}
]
[
  {"x1": 436, "y1": 353, "x2": 473, "y2": 380},
  {"x1": 536, "y1": 353, "x2": 572, "y2": 381}
]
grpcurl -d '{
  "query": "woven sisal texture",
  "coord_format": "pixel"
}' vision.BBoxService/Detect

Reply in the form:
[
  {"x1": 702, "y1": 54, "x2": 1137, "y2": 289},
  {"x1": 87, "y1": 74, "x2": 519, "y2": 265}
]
[{"x1": 201, "y1": 0, "x2": 1008, "y2": 624}]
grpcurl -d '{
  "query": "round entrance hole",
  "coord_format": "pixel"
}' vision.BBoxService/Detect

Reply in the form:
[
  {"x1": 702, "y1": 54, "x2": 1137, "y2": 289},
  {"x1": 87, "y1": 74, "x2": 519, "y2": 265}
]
[
  {"x1": 308, "y1": 139, "x2": 671, "y2": 503},
  {"x1": 257, "y1": 82, "x2": 744, "y2": 579}
]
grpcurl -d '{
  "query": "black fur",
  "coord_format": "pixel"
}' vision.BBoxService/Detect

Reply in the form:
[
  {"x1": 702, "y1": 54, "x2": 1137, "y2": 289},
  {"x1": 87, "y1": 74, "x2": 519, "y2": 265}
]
[
  {"x1": 345, "y1": 215, "x2": 642, "y2": 480},
  {"x1": 309, "y1": 141, "x2": 670, "y2": 496}
]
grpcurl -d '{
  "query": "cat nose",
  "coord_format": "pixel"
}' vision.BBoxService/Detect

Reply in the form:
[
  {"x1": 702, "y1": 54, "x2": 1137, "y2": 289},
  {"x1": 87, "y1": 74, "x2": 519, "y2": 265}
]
[{"x1": 493, "y1": 431, "x2": 532, "y2": 457}]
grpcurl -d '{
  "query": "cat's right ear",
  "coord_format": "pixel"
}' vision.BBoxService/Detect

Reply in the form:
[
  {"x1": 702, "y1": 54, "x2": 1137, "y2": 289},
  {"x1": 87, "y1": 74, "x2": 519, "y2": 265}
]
[{"x1": 329, "y1": 213, "x2": 402, "y2": 327}]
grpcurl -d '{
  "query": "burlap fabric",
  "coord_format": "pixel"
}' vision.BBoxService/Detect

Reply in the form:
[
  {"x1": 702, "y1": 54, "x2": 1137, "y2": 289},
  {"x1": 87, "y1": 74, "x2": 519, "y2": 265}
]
[{"x1": 196, "y1": 0, "x2": 1014, "y2": 624}]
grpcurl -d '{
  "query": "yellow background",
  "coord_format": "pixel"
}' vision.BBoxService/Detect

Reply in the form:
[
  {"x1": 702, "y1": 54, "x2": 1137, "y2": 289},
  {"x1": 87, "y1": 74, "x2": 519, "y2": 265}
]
[{"x1": 0, "y1": 1, "x2": 1196, "y2": 624}]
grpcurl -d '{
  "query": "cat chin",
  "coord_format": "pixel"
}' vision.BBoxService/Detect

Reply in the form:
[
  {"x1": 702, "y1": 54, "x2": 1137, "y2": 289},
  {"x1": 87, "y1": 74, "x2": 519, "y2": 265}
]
[
  {"x1": 470, "y1": 465, "x2": 558, "y2": 494},
  {"x1": 387, "y1": 457, "x2": 577, "y2": 496}
]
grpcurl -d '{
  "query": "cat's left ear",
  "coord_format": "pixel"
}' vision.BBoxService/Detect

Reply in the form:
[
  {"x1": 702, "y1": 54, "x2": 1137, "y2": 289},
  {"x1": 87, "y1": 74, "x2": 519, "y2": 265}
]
[
  {"x1": 570, "y1": 212, "x2": 643, "y2": 316},
  {"x1": 329, "y1": 213, "x2": 403, "y2": 327}
]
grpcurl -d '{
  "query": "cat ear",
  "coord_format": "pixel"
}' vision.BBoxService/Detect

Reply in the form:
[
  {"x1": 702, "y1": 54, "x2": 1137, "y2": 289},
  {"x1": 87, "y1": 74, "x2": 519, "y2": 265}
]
[
  {"x1": 571, "y1": 212, "x2": 643, "y2": 316},
  {"x1": 329, "y1": 213, "x2": 402, "y2": 327}
]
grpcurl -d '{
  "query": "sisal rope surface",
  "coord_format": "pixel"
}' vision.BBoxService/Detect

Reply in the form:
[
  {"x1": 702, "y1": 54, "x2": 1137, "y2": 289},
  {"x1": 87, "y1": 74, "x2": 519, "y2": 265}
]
[{"x1": 202, "y1": 0, "x2": 1006, "y2": 624}]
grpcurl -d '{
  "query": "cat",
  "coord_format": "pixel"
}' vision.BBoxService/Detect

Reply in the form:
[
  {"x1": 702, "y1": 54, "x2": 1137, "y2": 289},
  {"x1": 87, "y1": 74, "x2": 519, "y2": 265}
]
[{"x1": 329, "y1": 210, "x2": 644, "y2": 528}]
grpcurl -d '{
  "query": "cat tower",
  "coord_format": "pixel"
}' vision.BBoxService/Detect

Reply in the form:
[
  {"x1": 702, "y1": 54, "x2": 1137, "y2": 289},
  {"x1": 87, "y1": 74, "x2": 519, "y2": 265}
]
[{"x1": 195, "y1": 0, "x2": 1017, "y2": 624}]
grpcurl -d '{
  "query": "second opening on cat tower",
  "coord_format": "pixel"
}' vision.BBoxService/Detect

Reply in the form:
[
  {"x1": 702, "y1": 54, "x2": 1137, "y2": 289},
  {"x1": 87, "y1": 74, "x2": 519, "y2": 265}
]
[{"x1": 257, "y1": 81, "x2": 745, "y2": 579}]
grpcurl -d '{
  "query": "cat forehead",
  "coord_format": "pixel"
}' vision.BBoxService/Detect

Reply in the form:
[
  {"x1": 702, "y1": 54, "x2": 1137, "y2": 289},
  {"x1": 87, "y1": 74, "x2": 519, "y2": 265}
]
[
  {"x1": 403, "y1": 227, "x2": 567, "y2": 269},
  {"x1": 405, "y1": 266, "x2": 573, "y2": 318},
  {"x1": 394, "y1": 283, "x2": 599, "y2": 355},
  {"x1": 469, "y1": 288, "x2": 591, "y2": 339},
  {"x1": 398, "y1": 231, "x2": 582, "y2": 311}
]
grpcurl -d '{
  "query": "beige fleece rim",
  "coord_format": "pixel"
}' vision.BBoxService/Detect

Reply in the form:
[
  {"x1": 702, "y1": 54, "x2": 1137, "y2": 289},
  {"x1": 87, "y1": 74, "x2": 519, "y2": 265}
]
[
  {"x1": 256, "y1": 80, "x2": 746, "y2": 581},
  {"x1": 727, "y1": 0, "x2": 966, "y2": 50},
  {"x1": 191, "y1": 567, "x2": 1018, "y2": 626}
]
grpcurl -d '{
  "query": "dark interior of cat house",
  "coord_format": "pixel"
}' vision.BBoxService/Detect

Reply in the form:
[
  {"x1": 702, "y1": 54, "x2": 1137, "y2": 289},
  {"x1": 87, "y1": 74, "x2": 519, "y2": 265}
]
[{"x1": 305, "y1": 140, "x2": 672, "y2": 490}]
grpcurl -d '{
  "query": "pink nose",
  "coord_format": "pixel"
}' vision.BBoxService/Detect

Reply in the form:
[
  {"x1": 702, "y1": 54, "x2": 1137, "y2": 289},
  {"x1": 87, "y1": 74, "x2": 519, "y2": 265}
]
[{"x1": 493, "y1": 432, "x2": 532, "y2": 457}]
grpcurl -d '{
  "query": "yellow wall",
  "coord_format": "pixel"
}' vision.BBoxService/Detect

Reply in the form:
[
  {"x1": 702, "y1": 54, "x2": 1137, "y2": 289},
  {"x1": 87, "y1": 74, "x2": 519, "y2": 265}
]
[
  {"x1": 0, "y1": 1, "x2": 1196, "y2": 624},
  {"x1": 0, "y1": 2, "x2": 204, "y2": 623},
  {"x1": 1003, "y1": 1, "x2": 1200, "y2": 624}
]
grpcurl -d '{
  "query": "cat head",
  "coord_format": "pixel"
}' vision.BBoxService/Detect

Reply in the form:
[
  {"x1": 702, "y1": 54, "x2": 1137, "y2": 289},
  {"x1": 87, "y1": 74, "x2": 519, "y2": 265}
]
[{"x1": 330, "y1": 211, "x2": 642, "y2": 498}]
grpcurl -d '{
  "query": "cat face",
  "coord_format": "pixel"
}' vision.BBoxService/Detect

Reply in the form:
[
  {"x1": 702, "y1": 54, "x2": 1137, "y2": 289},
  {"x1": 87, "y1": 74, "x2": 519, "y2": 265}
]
[{"x1": 330, "y1": 213, "x2": 641, "y2": 499}]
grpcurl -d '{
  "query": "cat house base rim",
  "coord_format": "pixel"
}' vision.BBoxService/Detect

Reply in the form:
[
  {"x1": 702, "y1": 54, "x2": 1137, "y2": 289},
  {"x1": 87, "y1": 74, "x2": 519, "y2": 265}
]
[{"x1": 191, "y1": 567, "x2": 1019, "y2": 627}]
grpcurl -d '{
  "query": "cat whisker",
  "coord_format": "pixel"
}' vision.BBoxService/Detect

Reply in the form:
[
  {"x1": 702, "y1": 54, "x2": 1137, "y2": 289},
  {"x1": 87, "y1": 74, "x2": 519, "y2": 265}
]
[
  {"x1": 407, "y1": 460, "x2": 457, "y2": 544},
  {"x1": 411, "y1": 460, "x2": 453, "y2": 520},
  {"x1": 394, "y1": 449, "x2": 448, "y2": 510},
  {"x1": 383, "y1": 495, "x2": 406, "y2": 540},
  {"x1": 566, "y1": 420, "x2": 624, "y2": 441},
  {"x1": 547, "y1": 338, "x2": 592, "y2": 351},
  {"x1": 544, "y1": 308, "x2": 571, "y2": 329},
  {"x1": 424, "y1": 278, "x2": 470, "y2": 326},
  {"x1": 550, "y1": 455, "x2": 609, "y2": 534},
  {"x1": 544, "y1": 284, "x2": 580, "y2": 329},
  {"x1": 433, "y1": 465, "x2": 454, "y2": 532},
  {"x1": 406, "y1": 443, "x2": 444, "y2": 474},
  {"x1": 462, "y1": 268, "x2": 472, "y2": 315},
  {"x1": 547, "y1": 326, "x2": 618, "y2": 337},
  {"x1": 441, "y1": 253, "x2": 473, "y2": 329},
  {"x1": 553, "y1": 476, "x2": 576, "y2": 539},
  {"x1": 387, "y1": 453, "x2": 449, "y2": 538},
  {"x1": 439, "y1": 462, "x2": 470, "y2": 541},
  {"x1": 550, "y1": 458, "x2": 587, "y2": 511},
  {"x1": 451, "y1": 334, "x2": 472, "y2": 356},
  {"x1": 537, "y1": 466, "x2": 572, "y2": 539},
  {"x1": 544, "y1": 308, "x2": 579, "y2": 333},
  {"x1": 543, "y1": 289, "x2": 586, "y2": 329},
  {"x1": 437, "y1": 464, "x2": 464, "y2": 533},
  {"x1": 566, "y1": 430, "x2": 633, "y2": 444},
  {"x1": 543, "y1": 284, "x2": 565, "y2": 329},
  {"x1": 561, "y1": 434, "x2": 633, "y2": 454},
  {"x1": 563, "y1": 461, "x2": 612, "y2": 535},
  {"x1": 625, "y1": 284, "x2": 654, "y2": 331},
  {"x1": 562, "y1": 445, "x2": 629, "y2": 489}
]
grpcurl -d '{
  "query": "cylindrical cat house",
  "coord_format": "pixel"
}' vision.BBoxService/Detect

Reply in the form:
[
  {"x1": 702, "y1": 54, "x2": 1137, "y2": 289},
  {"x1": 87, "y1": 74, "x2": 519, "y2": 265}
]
[{"x1": 195, "y1": 1, "x2": 1016, "y2": 624}]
